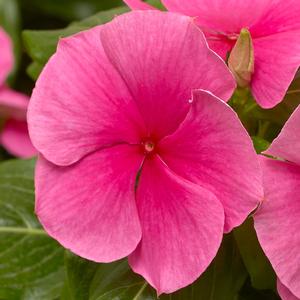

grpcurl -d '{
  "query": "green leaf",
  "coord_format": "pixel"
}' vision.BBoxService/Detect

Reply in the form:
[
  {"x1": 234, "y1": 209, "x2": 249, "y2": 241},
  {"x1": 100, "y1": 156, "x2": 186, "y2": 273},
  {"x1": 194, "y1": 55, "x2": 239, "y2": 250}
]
[
  {"x1": 238, "y1": 279, "x2": 280, "y2": 300},
  {"x1": 161, "y1": 234, "x2": 248, "y2": 300},
  {"x1": 0, "y1": 159, "x2": 65, "y2": 300},
  {"x1": 64, "y1": 234, "x2": 247, "y2": 300},
  {"x1": 19, "y1": 0, "x2": 124, "y2": 22},
  {"x1": 23, "y1": 6, "x2": 129, "y2": 80},
  {"x1": 23, "y1": 1, "x2": 165, "y2": 80},
  {"x1": 64, "y1": 254, "x2": 156, "y2": 300},
  {"x1": 26, "y1": 61, "x2": 45, "y2": 81},
  {"x1": 252, "y1": 136, "x2": 270, "y2": 154},
  {"x1": 234, "y1": 218, "x2": 276, "y2": 291}
]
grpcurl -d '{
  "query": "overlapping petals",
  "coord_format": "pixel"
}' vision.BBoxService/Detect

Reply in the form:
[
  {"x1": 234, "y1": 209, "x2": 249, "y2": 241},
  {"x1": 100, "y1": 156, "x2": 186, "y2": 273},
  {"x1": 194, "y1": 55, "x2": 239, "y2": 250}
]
[
  {"x1": 159, "y1": 90, "x2": 262, "y2": 232},
  {"x1": 124, "y1": 0, "x2": 300, "y2": 108},
  {"x1": 254, "y1": 106, "x2": 300, "y2": 299},
  {"x1": 36, "y1": 145, "x2": 143, "y2": 262},
  {"x1": 129, "y1": 155, "x2": 224, "y2": 294},
  {"x1": 29, "y1": 11, "x2": 262, "y2": 294},
  {"x1": 265, "y1": 103, "x2": 300, "y2": 165}
]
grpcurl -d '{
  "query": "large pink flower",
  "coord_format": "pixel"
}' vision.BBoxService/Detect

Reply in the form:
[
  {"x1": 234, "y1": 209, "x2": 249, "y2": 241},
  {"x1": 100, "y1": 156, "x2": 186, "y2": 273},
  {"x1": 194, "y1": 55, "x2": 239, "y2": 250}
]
[
  {"x1": 124, "y1": 0, "x2": 300, "y2": 109},
  {"x1": 28, "y1": 11, "x2": 263, "y2": 294},
  {"x1": 254, "y1": 105, "x2": 300, "y2": 299},
  {"x1": 0, "y1": 27, "x2": 36, "y2": 158}
]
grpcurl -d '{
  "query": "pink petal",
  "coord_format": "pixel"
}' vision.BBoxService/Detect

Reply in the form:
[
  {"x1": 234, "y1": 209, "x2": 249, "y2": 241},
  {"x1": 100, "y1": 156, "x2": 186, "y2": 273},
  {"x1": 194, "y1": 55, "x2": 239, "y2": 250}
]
[
  {"x1": 1, "y1": 119, "x2": 36, "y2": 158},
  {"x1": 159, "y1": 90, "x2": 263, "y2": 232},
  {"x1": 0, "y1": 27, "x2": 13, "y2": 84},
  {"x1": 206, "y1": 39, "x2": 233, "y2": 61},
  {"x1": 278, "y1": 280, "x2": 300, "y2": 300},
  {"x1": 100, "y1": 11, "x2": 236, "y2": 139},
  {"x1": 250, "y1": 0, "x2": 300, "y2": 37},
  {"x1": 35, "y1": 145, "x2": 143, "y2": 262},
  {"x1": 28, "y1": 25, "x2": 146, "y2": 167},
  {"x1": 0, "y1": 86, "x2": 29, "y2": 120},
  {"x1": 251, "y1": 31, "x2": 300, "y2": 108},
  {"x1": 264, "y1": 101, "x2": 300, "y2": 164},
  {"x1": 254, "y1": 157, "x2": 300, "y2": 299},
  {"x1": 123, "y1": 0, "x2": 156, "y2": 10},
  {"x1": 161, "y1": 0, "x2": 272, "y2": 33},
  {"x1": 129, "y1": 155, "x2": 224, "y2": 294}
]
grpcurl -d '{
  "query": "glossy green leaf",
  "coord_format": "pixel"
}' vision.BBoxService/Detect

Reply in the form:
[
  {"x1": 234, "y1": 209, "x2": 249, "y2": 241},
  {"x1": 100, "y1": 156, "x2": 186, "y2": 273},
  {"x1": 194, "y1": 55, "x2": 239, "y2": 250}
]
[
  {"x1": 0, "y1": 159, "x2": 65, "y2": 300},
  {"x1": 161, "y1": 234, "x2": 248, "y2": 300},
  {"x1": 23, "y1": 1, "x2": 165, "y2": 80},
  {"x1": 64, "y1": 234, "x2": 247, "y2": 300},
  {"x1": 234, "y1": 218, "x2": 276, "y2": 291},
  {"x1": 23, "y1": 5, "x2": 129, "y2": 80},
  {"x1": 64, "y1": 253, "x2": 155, "y2": 300}
]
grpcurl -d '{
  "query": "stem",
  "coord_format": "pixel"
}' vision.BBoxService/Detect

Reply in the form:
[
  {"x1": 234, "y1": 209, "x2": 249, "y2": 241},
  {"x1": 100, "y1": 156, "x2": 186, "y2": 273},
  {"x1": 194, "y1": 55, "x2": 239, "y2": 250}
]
[
  {"x1": 0, "y1": 226, "x2": 47, "y2": 235},
  {"x1": 287, "y1": 89, "x2": 300, "y2": 95}
]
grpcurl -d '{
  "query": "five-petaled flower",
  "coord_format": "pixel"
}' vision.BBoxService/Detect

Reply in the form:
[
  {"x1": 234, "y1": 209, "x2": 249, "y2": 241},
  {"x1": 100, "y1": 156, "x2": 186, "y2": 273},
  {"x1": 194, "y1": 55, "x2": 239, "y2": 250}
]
[
  {"x1": 28, "y1": 11, "x2": 263, "y2": 294},
  {"x1": 0, "y1": 27, "x2": 36, "y2": 158},
  {"x1": 254, "y1": 105, "x2": 300, "y2": 300},
  {"x1": 124, "y1": 0, "x2": 300, "y2": 109}
]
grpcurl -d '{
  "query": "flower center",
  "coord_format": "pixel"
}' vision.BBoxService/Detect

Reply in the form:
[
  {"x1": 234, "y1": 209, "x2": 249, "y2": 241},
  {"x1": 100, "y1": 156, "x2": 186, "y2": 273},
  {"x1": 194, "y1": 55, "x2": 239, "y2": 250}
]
[{"x1": 143, "y1": 140, "x2": 155, "y2": 154}]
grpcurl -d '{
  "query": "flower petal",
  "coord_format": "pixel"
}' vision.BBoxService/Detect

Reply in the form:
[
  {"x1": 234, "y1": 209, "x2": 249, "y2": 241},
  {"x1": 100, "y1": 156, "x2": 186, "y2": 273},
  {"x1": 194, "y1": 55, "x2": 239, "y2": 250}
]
[
  {"x1": 159, "y1": 89, "x2": 263, "y2": 232},
  {"x1": 1, "y1": 119, "x2": 36, "y2": 158},
  {"x1": 100, "y1": 11, "x2": 235, "y2": 139},
  {"x1": 250, "y1": 0, "x2": 300, "y2": 37},
  {"x1": 254, "y1": 157, "x2": 300, "y2": 299},
  {"x1": 161, "y1": 0, "x2": 272, "y2": 33},
  {"x1": 278, "y1": 280, "x2": 300, "y2": 300},
  {"x1": 123, "y1": 0, "x2": 156, "y2": 10},
  {"x1": 0, "y1": 87, "x2": 29, "y2": 120},
  {"x1": 129, "y1": 155, "x2": 224, "y2": 294},
  {"x1": 0, "y1": 27, "x2": 13, "y2": 84},
  {"x1": 251, "y1": 31, "x2": 300, "y2": 108},
  {"x1": 264, "y1": 102, "x2": 300, "y2": 164},
  {"x1": 35, "y1": 145, "x2": 143, "y2": 262},
  {"x1": 28, "y1": 25, "x2": 146, "y2": 166}
]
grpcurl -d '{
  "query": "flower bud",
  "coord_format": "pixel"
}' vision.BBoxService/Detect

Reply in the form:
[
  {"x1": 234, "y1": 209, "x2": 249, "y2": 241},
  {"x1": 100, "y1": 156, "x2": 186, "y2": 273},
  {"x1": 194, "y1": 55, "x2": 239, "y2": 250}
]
[{"x1": 228, "y1": 28, "x2": 254, "y2": 88}]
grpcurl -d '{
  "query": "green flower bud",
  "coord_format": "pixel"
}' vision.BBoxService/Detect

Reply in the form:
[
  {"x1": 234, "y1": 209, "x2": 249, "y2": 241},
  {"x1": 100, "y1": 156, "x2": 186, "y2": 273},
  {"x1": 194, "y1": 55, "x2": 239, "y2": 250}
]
[{"x1": 228, "y1": 28, "x2": 254, "y2": 88}]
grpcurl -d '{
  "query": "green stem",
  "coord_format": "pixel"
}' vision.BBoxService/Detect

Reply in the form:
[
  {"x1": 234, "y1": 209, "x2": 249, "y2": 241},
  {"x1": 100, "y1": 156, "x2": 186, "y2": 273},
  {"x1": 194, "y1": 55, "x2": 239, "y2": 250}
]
[
  {"x1": 0, "y1": 226, "x2": 47, "y2": 235},
  {"x1": 287, "y1": 89, "x2": 300, "y2": 95},
  {"x1": 257, "y1": 120, "x2": 270, "y2": 139},
  {"x1": 133, "y1": 282, "x2": 148, "y2": 300}
]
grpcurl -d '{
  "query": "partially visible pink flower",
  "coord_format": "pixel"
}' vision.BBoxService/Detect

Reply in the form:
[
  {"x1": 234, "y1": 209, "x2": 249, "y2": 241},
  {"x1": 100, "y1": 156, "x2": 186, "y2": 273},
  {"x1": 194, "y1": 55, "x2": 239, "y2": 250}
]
[
  {"x1": 254, "y1": 105, "x2": 300, "y2": 299},
  {"x1": 0, "y1": 27, "x2": 36, "y2": 158},
  {"x1": 28, "y1": 11, "x2": 263, "y2": 294},
  {"x1": 0, "y1": 28, "x2": 14, "y2": 84},
  {"x1": 124, "y1": 0, "x2": 300, "y2": 109}
]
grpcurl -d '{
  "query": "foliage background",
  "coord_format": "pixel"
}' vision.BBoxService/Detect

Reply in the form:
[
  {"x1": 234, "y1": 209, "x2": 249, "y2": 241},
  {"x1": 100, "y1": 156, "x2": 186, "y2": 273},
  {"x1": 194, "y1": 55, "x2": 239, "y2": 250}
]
[{"x1": 1, "y1": 0, "x2": 298, "y2": 299}]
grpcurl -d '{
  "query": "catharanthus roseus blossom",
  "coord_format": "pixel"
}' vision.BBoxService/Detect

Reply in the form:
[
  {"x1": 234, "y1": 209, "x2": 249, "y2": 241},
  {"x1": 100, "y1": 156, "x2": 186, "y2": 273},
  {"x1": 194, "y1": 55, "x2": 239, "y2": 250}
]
[
  {"x1": 124, "y1": 0, "x2": 300, "y2": 109},
  {"x1": 0, "y1": 27, "x2": 36, "y2": 158},
  {"x1": 28, "y1": 11, "x2": 263, "y2": 294},
  {"x1": 254, "y1": 105, "x2": 300, "y2": 300}
]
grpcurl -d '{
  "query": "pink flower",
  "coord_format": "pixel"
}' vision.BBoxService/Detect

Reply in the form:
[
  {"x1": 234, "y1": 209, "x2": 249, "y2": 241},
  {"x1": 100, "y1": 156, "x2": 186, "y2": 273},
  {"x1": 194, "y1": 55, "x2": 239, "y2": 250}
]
[
  {"x1": 28, "y1": 11, "x2": 263, "y2": 294},
  {"x1": 124, "y1": 0, "x2": 300, "y2": 109},
  {"x1": 254, "y1": 105, "x2": 300, "y2": 299},
  {"x1": 0, "y1": 27, "x2": 36, "y2": 158}
]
